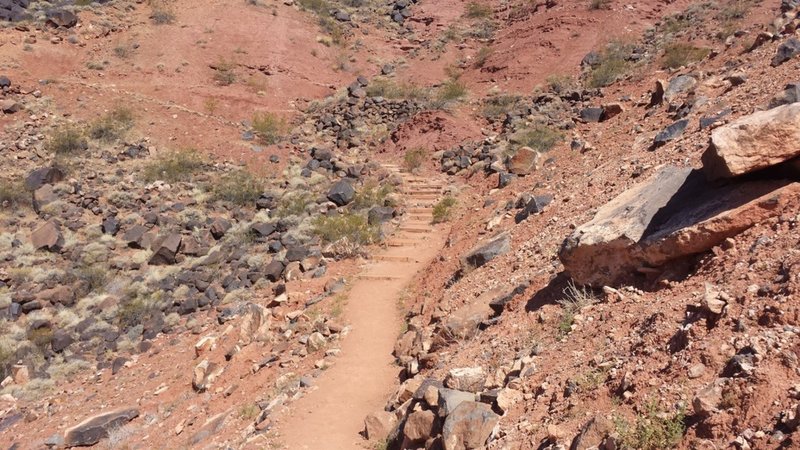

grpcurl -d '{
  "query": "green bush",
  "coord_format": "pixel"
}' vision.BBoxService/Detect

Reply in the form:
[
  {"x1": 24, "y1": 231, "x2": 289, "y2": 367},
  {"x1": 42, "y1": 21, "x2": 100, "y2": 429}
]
[
  {"x1": 313, "y1": 213, "x2": 379, "y2": 247},
  {"x1": 474, "y1": 46, "x2": 492, "y2": 68},
  {"x1": 403, "y1": 148, "x2": 427, "y2": 172},
  {"x1": 252, "y1": 112, "x2": 287, "y2": 145},
  {"x1": 76, "y1": 265, "x2": 108, "y2": 293},
  {"x1": 589, "y1": 0, "x2": 611, "y2": 10},
  {"x1": 27, "y1": 327, "x2": 54, "y2": 351},
  {"x1": 276, "y1": 191, "x2": 313, "y2": 217},
  {"x1": 514, "y1": 125, "x2": 563, "y2": 152},
  {"x1": 545, "y1": 74, "x2": 575, "y2": 93},
  {"x1": 0, "y1": 179, "x2": 29, "y2": 207},
  {"x1": 212, "y1": 170, "x2": 264, "y2": 206},
  {"x1": 465, "y1": 1, "x2": 492, "y2": 18},
  {"x1": 661, "y1": 43, "x2": 710, "y2": 69},
  {"x1": 47, "y1": 126, "x2": 88, "y2": 155},
  {"x1": 615, "y1": 401, "x2": 686, "y2": 450},
  {"x1": 143, "y1": 149, "x2": 205, "y2": 183},
  {"x1": 117, "y1": 297, "x2": 161, "y2": 331},
  {"x1": 352, "y1": 181, "x2": 393, "y2": 210},
  {"x1": 432, "y1": 196, "x2": 456, "y2": 224},
  {"x1": 150, "y1": 0, "x2": 175, "y2": 24},
  {"x1": 212, "y1": 60, "x2": 237, "y2": 86},
  {"x1": 366, "y1": 79, "x2": 430, "y2": 101},
  {"x1": 437, "y1": 79, "x2": 467, "y2": 103},
  {"x1": 89, "y1": 107, "x2": 134, "y2": 142},
  {"x1": 586, "y1": 41, "x2": 632, "y2": 88},
  {"x1": 482, "y1": 95, "x2": 521, "y2": 119}
]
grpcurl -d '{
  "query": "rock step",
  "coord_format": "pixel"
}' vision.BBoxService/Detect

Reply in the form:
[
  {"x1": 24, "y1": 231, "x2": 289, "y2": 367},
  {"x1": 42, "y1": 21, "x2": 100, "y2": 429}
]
[
  {"x1": 407, "y1": 216, "x2": 432, "y2": 222},
  {"x1": 398, "y1": 227, "x2": 430, "y2": 234},
  {"x1": 408, "y1": 194, "x2": 439, "y2": 200},
  {"x1": 356, "y1": 275, "x2": 403, "y2": 281},
  {"x1": 386, "y1": 240, "x2": 421, "y2": 247},
  {"x1": 371, "y1": 255, "x2": 417, "y2": 263},
  {"x1": 403, "y1": 190, "x2": 442, "y2": 195}
]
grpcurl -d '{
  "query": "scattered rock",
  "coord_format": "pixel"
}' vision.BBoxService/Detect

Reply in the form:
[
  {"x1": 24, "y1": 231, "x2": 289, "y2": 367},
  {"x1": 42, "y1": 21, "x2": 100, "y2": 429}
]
[
  {"x1": 403, "y1": 409, "x2": 437, "y2": 444},
  {"x1": 703, "y1": 103, "x2": 800, "y2": 180},
  {"x1": 46, "y1": 9, "x2": 78, "y2": 28},
  {"x1": 63, "y1": 409, "x2": 139, "y2": 447},
  {"x1": 461, "y1": 232, "x2": 510, "y2": 270},
  {"x1": 652, "y1": 119, "x2": 689, "y2": 148},
  {"x1": 149, "y1": 233, "x2": 181, "y2": 265},
  {"x1": 441, "y1": 401, "x2": 499, "y2": 450},
  {"x1": 364, "y1": 410, "x2": 397, "y2": 441},
  {"x1": 772, "y1": 37, "x2": 800, "y2": 66},
  {"x1": 327, "y1": 180, "x2": 355, "y2": 206},
  {"x1": 444, "y1": 367, "x2": 486, "y2": 393},
  {"x1": 30, "y1": 221, "x2": 63, "y2": 252},
  {"x1": 507, "y1": 146, "x2": 541, "y2": 176}
]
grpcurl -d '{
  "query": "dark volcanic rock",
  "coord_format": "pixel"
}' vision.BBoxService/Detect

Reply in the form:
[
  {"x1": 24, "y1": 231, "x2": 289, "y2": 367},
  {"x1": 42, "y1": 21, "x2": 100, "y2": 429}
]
[
  {"x1": 772, "y1": 38, "x2": 800, "y2": 67},
  {"x1": 149, "y1": 233, "x2": 182, "y2": 265},
  {"x1": 64, "y1": 409, "x2": 139, "y2": 447},
  {"x1": 462, "y1": 232, "x2": 511, "y2": 270},
  {"x1": 327, "y1": 180, "x2": 355, "y2": 206}
]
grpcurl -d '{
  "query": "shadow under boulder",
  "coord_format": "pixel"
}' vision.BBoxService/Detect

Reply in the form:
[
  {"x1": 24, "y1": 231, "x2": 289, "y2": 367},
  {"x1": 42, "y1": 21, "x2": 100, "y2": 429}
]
[{"x1": 559, "y1": 165, "x2": 800, "y2": 287}]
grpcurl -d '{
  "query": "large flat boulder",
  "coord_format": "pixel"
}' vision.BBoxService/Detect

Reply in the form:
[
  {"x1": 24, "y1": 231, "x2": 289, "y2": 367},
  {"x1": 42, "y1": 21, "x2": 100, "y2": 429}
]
[
  {"x1": 64, "y1": 409, "x2": 139, "y2": 447},
  {"x1": 703, "y1": 103, "x2": 800, "y2": 180},
  {"x1": 560, "y1": 166, "x2": 800, "y2": 286}
]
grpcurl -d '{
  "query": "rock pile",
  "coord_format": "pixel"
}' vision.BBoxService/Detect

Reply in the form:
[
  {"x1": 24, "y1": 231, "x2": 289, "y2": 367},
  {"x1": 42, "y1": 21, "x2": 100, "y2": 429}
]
[{"x1": 366, "y1": 372, "x2": 506, "y2": 449}]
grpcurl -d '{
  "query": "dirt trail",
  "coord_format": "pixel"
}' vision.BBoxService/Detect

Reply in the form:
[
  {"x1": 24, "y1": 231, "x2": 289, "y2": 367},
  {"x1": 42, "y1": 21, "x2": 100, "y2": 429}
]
[{"x1": 277, "y1": 166, "x2": 449, "y2": 449}]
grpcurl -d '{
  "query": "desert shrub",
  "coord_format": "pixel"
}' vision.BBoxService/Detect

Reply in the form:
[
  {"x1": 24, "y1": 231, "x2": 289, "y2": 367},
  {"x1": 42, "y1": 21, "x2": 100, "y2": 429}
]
[
  {"x1": 474, "y1": 46, "x2": 492, "y2": 68},
  {"x1": 366, "y1": 79, "x2": 430, "y2": 101},
  {"x1": 464, "y1": 20, "x2": 496, "y2": 39},
  {"x1": 432, "y1": 196, "x2": 456, "y2": 224},
  {"x1": 75, "y1": 265, "x2": 108, "y2": 294},
  {"x1": 351, "y1": 181, "x2": 393, "y2": 210},
  {"x1": 47, "y1": 126, "x2": 88, "y2": 155},
  {"x1": 615, "y1": 402, "x2": 686, "y2": 450},
  {"x1": 312, "y1": 213, "x2": 379, "y2": 255},
  {"x1": 212, "y1": 170, "x2": 264, "y2": 206},
  {"x1": 0, "y1": 344, "x2": 13, "y2": 379},
  {"x1": 557, "y1": 281, "x2": 598, "y2": 337},
  {"x1": 465, "y1": 1, "x2": 492, "y2": 18},
  {"x1": 89, "y1": 107, "x2": 134, "y2": 142},
  {"x1": 514, "y1": 125, "x2": 563, "y2": 152},
  {"x1": 276, "y1": 192, "x2": 313, "y2": 218},
  {"x1": 27, "y1": 327, "x2": 54, "y2": 351},
  {"x1": 238, "y1": 403, "x2": 260, "y2": 420},
  {"x1": 213, "y1": 60, "x2": 237, "y2": 86},
  {"x1": 482, "y1": 94, "x2": 521, "y2": 119},
  {"x1": 149, "y1": 0, "x2": 175, "y2": 24},
  {"x1": 661, "y1": 43, "x2": 710, "y2": 69},
  {"x1": 589, "y1": 0, "x2": 611, "y2": 10},
  {"x1": 545, "y1": 74, "x2": 575, "y2": 93},
  {"x1": 113, "y1": 44, "x2": 133, "y2": 59},
  {"x1": 0, "y1": 180, "x2": 29, "y2": 208},
  {"x1": 297, "y1": 0, "x2": 329, "y2": 13},
  {"x1": 403, "y1": 148, "x2": 427, "y2": 172},
  {"x1": 252, "y1": 112, "x2": 287, "y2": 145},
  {"x1": 143, "y1": 149, "x2": 205, "y2": 183},
  {"x1": 586, "y1": 41, "x2": 632, "y2": 88},
  {"x1": 437, "y1": 79, "x2": 467, "y2": 103},
  {"x1": 318, "y1": 16, "x2": 345, "y2": 45},
  {"x1": 117, "y1": 297, "x2": 161, "y2": 331}
]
